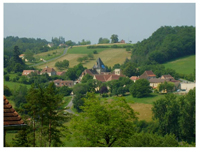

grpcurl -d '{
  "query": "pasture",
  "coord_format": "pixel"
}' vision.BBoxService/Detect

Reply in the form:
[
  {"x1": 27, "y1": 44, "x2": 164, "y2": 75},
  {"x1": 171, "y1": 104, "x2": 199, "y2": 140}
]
[
  {"x1": 163, "y1": 55, "x2": 195, "y2": 74},
  {"x1": 36, "y1": 48, "x2": 131, "y2": 70}
]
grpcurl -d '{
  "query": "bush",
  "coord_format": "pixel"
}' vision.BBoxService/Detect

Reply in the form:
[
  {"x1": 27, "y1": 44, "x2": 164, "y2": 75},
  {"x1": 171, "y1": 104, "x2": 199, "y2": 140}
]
[
  {"x1": 102, "y1": 93, "x2": 108, "y2": 97},
  {"x1": 4, "y1": 75, "x2": 10, "y2": 81},
  {"x1": 93, "y1": 50, "x2": 98, "y2": 54}
]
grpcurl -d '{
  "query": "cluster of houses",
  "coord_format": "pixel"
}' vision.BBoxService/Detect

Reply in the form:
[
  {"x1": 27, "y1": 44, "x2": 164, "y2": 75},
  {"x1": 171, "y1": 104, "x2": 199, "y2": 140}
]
[{"x1": 22, "y1": 57, "x2": 195, "y2": 92}]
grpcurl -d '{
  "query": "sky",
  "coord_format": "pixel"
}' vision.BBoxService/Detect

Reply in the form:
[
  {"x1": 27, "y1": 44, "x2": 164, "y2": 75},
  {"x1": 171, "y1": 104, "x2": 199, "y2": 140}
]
[{"x1": 3, "y1": 2, "x2": 195, "y2": 44}]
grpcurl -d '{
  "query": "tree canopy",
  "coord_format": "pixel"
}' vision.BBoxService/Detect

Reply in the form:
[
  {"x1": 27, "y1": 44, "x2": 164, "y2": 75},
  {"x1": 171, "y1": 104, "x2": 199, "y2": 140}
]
[{"x1": 69, "y1": 93, "x2": 138, "y2": 147}]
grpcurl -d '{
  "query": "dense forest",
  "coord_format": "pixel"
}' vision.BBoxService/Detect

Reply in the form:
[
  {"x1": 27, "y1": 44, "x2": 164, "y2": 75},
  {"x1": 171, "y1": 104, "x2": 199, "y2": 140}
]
[
  {"x1": 130, "y1": 26, "x2": 195, "y2": 65},
  {"x1": 4, "y1": 36, "x2": 50, "y2": 57}
]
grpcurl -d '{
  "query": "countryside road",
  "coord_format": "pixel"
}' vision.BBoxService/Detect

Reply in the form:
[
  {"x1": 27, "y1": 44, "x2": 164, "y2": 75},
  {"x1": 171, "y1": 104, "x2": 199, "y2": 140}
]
[
  {"x1": 65, "y1": 96, "x2": 75, "y2": 115},
  {"x1": 29, "y1": 47, "x2": 68, "y2": 67}
]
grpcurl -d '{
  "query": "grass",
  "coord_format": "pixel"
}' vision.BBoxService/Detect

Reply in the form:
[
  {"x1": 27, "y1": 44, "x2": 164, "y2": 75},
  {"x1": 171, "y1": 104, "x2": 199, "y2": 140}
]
[
  {"x1": 36, "y1": 48, "x2": 131, "y2": 70},
  {"x1": 4, "y1": 81, "x2": 31, "y2": 90},
  {"x1": 5, "y1": 131, "x2": 18, "y2": 147},
  {"x1": 26, "y1": 48, "x2": 65, "y2": 66},
  {"x1": 61, "y1": 96, "x2": 72, "y2": 109},
  {"x1": 67, "y1": 46, "x2": 108, "y2": 54},
  {"x1": 163, "y1": 55, "x2": 195, "y2": 74},
  {"x1": 102, "y1": 93, "x2": 165, "y2": 122}
]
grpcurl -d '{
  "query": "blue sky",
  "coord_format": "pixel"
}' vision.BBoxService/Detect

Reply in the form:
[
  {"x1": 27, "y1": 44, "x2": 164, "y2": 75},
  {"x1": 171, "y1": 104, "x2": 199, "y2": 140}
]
[{"x1": 4, "y1": 3, "x2": 195, "y2": 44}]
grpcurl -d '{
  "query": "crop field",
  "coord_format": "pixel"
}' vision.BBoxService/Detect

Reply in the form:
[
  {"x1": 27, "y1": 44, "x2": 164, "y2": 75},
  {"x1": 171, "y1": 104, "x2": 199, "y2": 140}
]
[
  {"x1": 36, "y1": 48, "x2": 131, "y2": 70},
  {"x1": 163, "y1": 55, "x2": 195, "y2": 74}
]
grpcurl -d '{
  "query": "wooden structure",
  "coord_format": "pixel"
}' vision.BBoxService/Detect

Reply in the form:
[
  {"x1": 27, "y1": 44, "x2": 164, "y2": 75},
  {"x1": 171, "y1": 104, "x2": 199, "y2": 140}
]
[{"x1": 4, "y1": 96, "x2": 26, "y2": 146}]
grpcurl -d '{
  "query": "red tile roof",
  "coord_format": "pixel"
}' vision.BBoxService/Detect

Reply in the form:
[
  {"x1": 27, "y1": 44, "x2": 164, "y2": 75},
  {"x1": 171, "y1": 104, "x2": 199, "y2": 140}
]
[
  {"x1": 22, "y1": 70, "x2": 40, "y2": 76},
  {"x1": 4, "y1": 96, "x2": 24, "y2": 126},
  {"x1": 41, "y1": 67, "x2": 56, "y2": 73},
  {"x1": 130, "y1": 76, "x2": 139, "y2": 81},
  {"x1": 145, "y1": 71, "x2": 156, "y2": 76},
  {"x1": 56, "y1": 71, "x2": 66, "y2": 76}
]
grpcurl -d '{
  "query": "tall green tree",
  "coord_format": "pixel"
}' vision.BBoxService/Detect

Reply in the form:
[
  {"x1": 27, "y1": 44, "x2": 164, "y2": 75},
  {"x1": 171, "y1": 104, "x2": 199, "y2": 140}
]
[
  {"x1": 69, "y1": 93, "x2": 138, "y2": 147},
  {"x1": 129, "y1": 79, "x2": 151, "y2": 98},
  {"x1": 24, "y1": 49, "x2": 35, "y2": 62},
  {"x1": 110, "y1": 34, "x2": 118, "y2": 43},
  {"x1": 152, "y1": 94, "x2": 181, "y2": 139}
]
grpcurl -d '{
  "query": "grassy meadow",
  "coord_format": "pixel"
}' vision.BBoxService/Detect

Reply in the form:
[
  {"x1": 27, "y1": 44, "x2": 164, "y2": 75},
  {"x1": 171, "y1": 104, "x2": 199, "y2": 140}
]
[
  {"x1": 4, "y1": 81, "x2": 31, "y2": 90},
  {"x1": 36, "y1": 47, "x2": 131, "y2": 70},
  {"x1": 163, "y1": 55, "x2": 195, "y2": 74}
]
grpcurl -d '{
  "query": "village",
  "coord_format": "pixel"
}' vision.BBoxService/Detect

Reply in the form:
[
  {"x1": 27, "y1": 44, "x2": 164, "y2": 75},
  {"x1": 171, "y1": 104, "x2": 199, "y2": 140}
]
[{"x1": 21, "y1": 57, "x2": 195, "y2": 94}]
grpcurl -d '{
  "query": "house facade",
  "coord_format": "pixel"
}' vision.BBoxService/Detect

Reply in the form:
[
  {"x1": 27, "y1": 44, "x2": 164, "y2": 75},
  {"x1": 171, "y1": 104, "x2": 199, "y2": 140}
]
[
  {"x1": 40, "y1": 66, "x2": 56, "y2": 76},
  {"x1": 22, "y1": 70, "x2": 40, "y2": 76},
  {"x1": 53, "y1": 79, "x2": 74, "y2": 87}
]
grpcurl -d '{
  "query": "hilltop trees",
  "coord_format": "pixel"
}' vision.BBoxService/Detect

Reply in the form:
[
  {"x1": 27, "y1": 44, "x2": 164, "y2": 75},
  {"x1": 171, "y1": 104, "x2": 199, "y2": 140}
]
[
  {"x1": 131, "y1": 26, "x2": 195, "y2": 64},
  {"x1": 98, "y1": 37, "x2": 110, "y2": 44},
  {"x1": 110, "y1": 34, "x2": 118, "y2": 43}
]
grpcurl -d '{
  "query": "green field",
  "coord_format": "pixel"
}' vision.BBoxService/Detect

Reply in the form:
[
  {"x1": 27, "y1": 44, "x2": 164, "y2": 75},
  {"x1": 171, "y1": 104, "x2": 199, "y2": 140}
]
[
  {"x1": 163, "y1": 55, "x2": 195, "y2": 74},
  {"x1": 4, "y1": 81, "x2": 31, "y2": 90},
  {"x1": 68, "y1": 46, "x2": 108, "y2": 54}
]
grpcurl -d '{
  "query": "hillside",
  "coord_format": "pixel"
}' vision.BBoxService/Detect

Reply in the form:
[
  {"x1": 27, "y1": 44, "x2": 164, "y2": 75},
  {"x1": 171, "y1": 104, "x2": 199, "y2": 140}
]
[
  {"x1": 130, "y1": 26, "x2": 195, "y2": 65},
  {"x1": 35, "y1": 46, "x2": 131, "y2": 70},
  {"x1": 163, "y1": 55, "x2": 195, "y2": 74}
]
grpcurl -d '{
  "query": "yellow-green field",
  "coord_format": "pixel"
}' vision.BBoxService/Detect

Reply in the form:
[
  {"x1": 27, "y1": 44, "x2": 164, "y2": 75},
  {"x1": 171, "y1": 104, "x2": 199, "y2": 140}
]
[{"x1": 36, "y1": 48, "x2": 131, "y2": 70}]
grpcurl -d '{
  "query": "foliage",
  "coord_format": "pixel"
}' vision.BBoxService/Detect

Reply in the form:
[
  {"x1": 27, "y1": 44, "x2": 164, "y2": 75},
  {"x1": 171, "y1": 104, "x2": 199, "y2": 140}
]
[
  {"x1": 69, "y1": 93, "x2": 138, "y2": 147},
  {"x1": 158, "y1": 81, "x2": 175, "y2": 92},
  {"x1": 98, "y1": 37, "x2": 110, "y2": 44},
  {"x1": 129, "y1": 79, "x2": 152, "y2": 98},
  {"x1": 87, "y1": 53, "x2": 94, "y2": 59},
  {"x1": 107, "y1": 77, "x2": 134, "y2": 96},
  {"x1": 55, "y1": 59, "x2": 69, "y2": 70},
  {"x1": 21, "y1": 83, "x2": 69, "y2": 147},
  {"x1": 4, "y1": 75, "x2": 10, "y2": 81},
  {"x1": 99, "y1": 85, "x2": 108, "y2": 95},
  {"x1": 57, "y1": 85, "x2": 72, "y2": 96},
  {"x1": 125, "y1": 132, "x2": 178, "y2": 147},
  {"x1": 78, "y1": 39, "x2": 91, "y2": 45},
  {"x1": 121, "y1": 62, "x2": 139, "y2": 77},
  {"x1": 64, "y1": 63, "x2": 86, "y2": 80},
  {"x1": 11, "y1": 85, "x2": 28, "y2": 109},
  {"x1": 4, "y1": 85, "x2": 12, "y2": 96},
  {"x1": 24, "y1": 49, "x2": 35, "y2": 62},
  {"x1": 81, "y1": 74, "x2": 93, "y2": 83},
  {"x1": 152, "y1": 88, "x2": 195, "y2": 143},
  {"x1": 93, "y1": 50, "x2": 98, "y2": 54},
  {"x1": 4, "y1": 36, "x2": 49, "y2": 57},
  {"x1": 65, "y1": 40, "x2": 76, "y2": 46},
  {"x1": 110, "y1": 34, "x2": 118, "y2": 43},
  {"x1": 131, "y1": 26, "x2": 195, "y2": 64}
]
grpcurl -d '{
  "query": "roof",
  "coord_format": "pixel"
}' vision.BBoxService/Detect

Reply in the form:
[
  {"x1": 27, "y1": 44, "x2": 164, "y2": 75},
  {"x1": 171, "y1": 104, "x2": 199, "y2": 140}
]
[
  {"x1": 145, "y1": 71, "x2": 156, "y2": 76},
  {"x1": 4, "y1": 96, "x2": 24, "y2": 127},
  {"x1": 19, "y1": 54, "x2": 25, "y2": 57},
  {"x1": 149, "y1": 78, "x2": 169, "y2": 83},
  {"x1": 94, "y1": 74, "x2": 125, "y2": 82},
  {"x1": 41, "y1": 67, "x2": 56, "y2": 73},
  {"x1": 161, "y1": 74, "x2": 174, "y2": 79},
  {"x1": 130, "y1": 76, "x2": 139, "y2": 81},
  {"x1": 93, "y1": 58, "x2": 106, "y2": 70},
  {"x1": 22, "y1": 70, "x2": 39, "y2": 76},
  {"x1": 139, "y1": 70, "x2": 156, "y2": 79},
  {"x1": 53, "y1": 79, "x2": 74, "y2": 87},
  {"x1": 56, "y1": 71, "x2": 66, "y2": 76}
]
